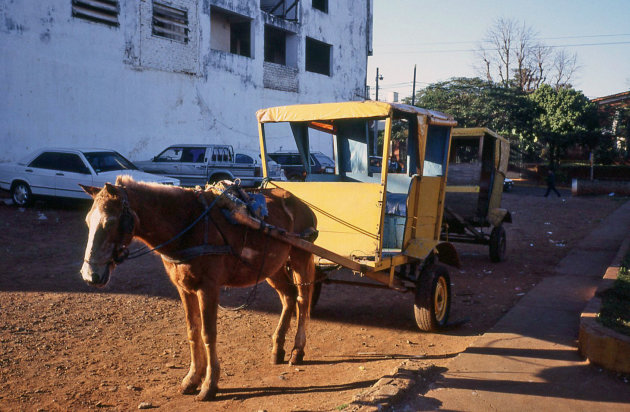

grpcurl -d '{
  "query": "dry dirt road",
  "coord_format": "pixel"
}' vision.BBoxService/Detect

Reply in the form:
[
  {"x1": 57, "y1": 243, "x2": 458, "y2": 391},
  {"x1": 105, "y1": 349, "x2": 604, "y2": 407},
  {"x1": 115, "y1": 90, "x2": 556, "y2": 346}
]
[{"x1": 0, "y1": 187, "x2": 624, "y2": 411}]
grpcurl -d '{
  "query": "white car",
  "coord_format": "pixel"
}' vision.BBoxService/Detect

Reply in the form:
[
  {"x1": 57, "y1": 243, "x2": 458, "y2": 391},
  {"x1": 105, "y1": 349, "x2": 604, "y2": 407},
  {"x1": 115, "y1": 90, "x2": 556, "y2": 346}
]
[{"x1": 0, "y1": 148, "x2": 180, "y2": 206}]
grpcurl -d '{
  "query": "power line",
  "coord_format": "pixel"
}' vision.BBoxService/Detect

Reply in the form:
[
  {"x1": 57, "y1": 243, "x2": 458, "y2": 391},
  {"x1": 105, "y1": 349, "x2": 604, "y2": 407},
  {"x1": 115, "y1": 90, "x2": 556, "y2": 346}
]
[
  {"x1": 374, "y1": 33, "x2": 630, "y2": 48},
  {"x1": 376, "y1": 40, "x2": 630, "y2": 55}
]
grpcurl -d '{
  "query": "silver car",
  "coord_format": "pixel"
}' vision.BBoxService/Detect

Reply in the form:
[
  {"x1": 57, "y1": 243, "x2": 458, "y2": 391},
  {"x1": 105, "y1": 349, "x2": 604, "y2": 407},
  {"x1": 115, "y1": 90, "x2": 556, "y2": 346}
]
[
  {"x1": 234, "y1": 149, "x2": 287, "y2": 184},
  {"x1": 0, "y1": 148, "x2": 180, "y2": 206}
]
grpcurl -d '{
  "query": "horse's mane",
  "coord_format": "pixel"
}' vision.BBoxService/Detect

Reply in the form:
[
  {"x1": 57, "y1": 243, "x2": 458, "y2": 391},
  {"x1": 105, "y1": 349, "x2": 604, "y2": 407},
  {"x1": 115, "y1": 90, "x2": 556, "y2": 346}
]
[{"x1": 115, "y1": 175, "x2": 197, "y2": 208}]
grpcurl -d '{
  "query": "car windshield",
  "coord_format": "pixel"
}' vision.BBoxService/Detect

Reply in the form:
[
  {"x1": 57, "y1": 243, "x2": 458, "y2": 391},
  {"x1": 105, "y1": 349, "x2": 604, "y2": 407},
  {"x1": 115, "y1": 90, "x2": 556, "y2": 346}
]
[
  {"x1": 84, "y1": 151, "x2": 138, "y2": 173},
  {"x1": 313, "y1": 153, "x2": 334, "y2": 167}
]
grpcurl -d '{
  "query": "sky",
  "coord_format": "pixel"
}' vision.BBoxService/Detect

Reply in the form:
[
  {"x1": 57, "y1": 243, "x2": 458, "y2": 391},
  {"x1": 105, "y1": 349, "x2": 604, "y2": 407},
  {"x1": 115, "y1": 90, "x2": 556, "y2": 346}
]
[{"x1": 366, "y1": 0, "x2": 630, "y2": 101}]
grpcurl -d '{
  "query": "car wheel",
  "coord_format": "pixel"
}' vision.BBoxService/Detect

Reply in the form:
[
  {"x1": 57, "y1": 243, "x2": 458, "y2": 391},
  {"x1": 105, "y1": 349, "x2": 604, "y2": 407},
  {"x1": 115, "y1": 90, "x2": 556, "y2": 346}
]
[
  {"x1": 11, "y1": 181, "x2": 32, "y2": 207},
  {"x1": 208, "y1": 174, "x2": 232, "y2": 184}
]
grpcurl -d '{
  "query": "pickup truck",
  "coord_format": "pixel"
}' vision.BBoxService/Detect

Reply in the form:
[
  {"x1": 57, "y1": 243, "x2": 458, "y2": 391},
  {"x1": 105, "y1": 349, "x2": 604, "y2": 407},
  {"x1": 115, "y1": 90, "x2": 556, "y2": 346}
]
[{"x1": 136, "y1": 144, "x2": 265, "y2": 187}]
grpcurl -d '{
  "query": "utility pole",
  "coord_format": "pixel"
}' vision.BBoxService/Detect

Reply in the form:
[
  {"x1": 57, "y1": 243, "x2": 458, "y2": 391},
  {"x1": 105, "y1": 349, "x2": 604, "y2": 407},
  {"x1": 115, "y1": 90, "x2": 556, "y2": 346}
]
[
  {"x1": 411, "y1": 64, "x2": 417, "y2": 106},
  {"x1": 375, "y1": 67, "x2": 383, "y2": 101}
]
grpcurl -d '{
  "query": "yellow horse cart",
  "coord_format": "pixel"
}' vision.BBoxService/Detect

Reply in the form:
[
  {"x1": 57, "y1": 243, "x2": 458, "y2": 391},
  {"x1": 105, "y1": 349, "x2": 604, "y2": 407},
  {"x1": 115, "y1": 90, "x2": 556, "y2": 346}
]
[
  {"x1": 442, "y1": 127, "x2": 512, "y2": 262},
  {"x1": 255, "y1": 101, "x2": 460, "y2": 331}
]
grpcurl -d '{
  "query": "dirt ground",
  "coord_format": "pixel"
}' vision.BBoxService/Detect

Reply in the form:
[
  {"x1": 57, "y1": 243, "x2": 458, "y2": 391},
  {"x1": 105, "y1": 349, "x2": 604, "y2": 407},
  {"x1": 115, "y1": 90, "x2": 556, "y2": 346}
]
[{"x1": 0, "y1": 186, "x2": 625, "y2": 411}]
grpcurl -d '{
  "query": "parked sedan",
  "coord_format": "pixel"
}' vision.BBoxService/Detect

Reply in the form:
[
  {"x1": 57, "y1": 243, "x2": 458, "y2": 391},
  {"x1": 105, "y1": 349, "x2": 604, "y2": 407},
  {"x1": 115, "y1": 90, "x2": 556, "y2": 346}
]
[
  {"x1": 267, "y1": 151, "x2": 335, "y2": 181},
  {"x1": 0, "y1": 148, "x2": 180, "y2": 206},
  {"x1": 234, "y1": 149, "x2": 287, "y2": 184}
]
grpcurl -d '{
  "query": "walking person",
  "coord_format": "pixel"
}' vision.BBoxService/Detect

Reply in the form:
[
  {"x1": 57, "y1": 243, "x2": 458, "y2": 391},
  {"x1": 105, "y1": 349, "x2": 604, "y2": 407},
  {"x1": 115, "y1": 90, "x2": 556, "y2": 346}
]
[{"x1": 544, "y1": 168, "x2": 561, "y2": 197}]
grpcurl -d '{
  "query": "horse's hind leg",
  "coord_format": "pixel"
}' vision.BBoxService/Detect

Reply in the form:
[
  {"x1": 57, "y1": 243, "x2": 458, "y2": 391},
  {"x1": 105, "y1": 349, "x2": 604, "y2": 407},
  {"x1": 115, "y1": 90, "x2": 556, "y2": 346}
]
[
  {"x1": 177, "y1": 288, "x2": 207, "y2": 395},
  {"x1": 196, "y1": 286, "x2": 221, "y2": 401},
  {"x1": 288, "y1": 249, "x2": 315, "y2": 365},
  {"x1": 266, "y1": 266, "x2": 297, "y2": 364}
]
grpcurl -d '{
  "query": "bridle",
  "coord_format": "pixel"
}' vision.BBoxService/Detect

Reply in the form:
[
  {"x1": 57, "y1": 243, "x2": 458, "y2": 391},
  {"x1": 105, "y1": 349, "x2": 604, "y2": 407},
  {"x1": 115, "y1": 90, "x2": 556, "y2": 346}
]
[
  {"x1": 112, "y1": 190, "x2": 135, "y2": 263},
  {"x1": 105, "y1": 184, "x2": 236, "y2": 265}
]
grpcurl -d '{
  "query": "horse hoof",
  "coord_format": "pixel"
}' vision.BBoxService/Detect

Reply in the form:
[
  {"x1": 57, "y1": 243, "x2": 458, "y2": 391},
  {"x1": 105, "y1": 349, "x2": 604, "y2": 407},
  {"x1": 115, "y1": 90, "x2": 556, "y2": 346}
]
[
  {"x1": 180, "y1": 376, "x2": 201, "y2": 394},
  {"x1": 271, "y1": 349, "x2": 285, "y2": 364},
  {"x1": 288, "y1": 350, "x2": 304, "y2": 365},
  {"x1": 195, "y1": 386, "x2": 218, "y2": 401},
  {"x1": 180, "y1": 384, "x2": 198, "y2": 395}
]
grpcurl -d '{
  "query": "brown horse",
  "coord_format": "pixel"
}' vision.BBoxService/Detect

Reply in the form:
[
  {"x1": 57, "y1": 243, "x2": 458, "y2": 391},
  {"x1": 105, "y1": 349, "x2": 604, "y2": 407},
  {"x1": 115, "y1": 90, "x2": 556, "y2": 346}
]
[{"x1": 80, "y1": 176, "x2": 316, "y2": 401}]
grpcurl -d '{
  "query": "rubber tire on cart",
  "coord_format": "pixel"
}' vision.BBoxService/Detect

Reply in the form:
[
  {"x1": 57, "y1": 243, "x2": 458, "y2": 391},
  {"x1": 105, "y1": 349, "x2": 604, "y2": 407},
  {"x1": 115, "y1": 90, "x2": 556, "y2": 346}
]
[
  {"x1": 310, "y1": 282, "x2": 322, "y2": 312},
  {"x1": 414, "y1": 264, "x2": 451, "y2": 332},
  {"x1": 489, "y1": 224, "x2": 507, "y2": 262},
  {"x1": 11, "y1": 181, "x2": 32, "y2": 207}
]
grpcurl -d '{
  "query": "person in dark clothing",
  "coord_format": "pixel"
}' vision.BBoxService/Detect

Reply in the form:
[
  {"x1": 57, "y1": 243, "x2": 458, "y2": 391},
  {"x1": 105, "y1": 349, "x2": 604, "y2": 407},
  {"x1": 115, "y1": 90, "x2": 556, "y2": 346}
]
[{"x1": 544, "y1": 169, "x2": 561, "y2": 197}]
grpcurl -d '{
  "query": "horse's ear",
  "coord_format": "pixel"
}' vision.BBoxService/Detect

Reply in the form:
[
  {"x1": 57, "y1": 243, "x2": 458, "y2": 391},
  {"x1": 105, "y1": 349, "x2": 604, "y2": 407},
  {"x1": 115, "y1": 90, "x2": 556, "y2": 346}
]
[
  {"x1": 105, "y1": 183, "x2": 118, "y2": 196},
  {"x1": 79, "y1": 184, "x2": 102, "y2": 198}
]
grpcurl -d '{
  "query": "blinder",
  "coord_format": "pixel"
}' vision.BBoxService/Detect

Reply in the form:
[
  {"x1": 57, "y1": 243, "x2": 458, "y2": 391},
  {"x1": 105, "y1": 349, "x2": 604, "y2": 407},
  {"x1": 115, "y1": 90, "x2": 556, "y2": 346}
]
[
  {"x1": 119, "y1": 205, "x2": 135, "y2": 235},
  {"x1": 112, "y1": 192, "x2": 135, "y2": 264}
]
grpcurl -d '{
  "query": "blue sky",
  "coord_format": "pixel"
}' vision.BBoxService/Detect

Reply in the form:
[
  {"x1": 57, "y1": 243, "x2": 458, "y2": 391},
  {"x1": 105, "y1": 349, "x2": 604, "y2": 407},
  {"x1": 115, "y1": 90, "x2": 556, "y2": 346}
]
[{"x1": 367, "y1": 0, "x2": 630, "y2": 100}]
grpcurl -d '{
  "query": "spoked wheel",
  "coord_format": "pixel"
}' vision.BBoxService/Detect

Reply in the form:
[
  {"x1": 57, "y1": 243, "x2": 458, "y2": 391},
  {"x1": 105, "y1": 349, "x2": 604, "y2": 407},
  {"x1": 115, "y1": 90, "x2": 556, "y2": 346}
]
[
  {"x1": 11, "y1": 181, "x2": 32, "y2": 207},
  {"x1": 489, "y1": 224, "x2": 507, "y2": 262},
  {"x1": 414, "y1": 264, "x2": 451, "y2": 332}
]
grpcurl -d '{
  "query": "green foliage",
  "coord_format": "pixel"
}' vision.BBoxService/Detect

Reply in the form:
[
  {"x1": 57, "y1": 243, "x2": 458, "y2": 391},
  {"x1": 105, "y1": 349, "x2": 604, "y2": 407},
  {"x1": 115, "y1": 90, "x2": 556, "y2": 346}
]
[
  {"x1": 408, "y1": 78, "x2": 603, "y2": 165},
  {"x1": 598, "y1": 250, "x2": 630, "y2": 336},
  {"x1": 409, "y1": 77, "x2": 540, "y2": 161},
  {"x1": 529, "y1": 85, "x2": 601, "y2": 165}
]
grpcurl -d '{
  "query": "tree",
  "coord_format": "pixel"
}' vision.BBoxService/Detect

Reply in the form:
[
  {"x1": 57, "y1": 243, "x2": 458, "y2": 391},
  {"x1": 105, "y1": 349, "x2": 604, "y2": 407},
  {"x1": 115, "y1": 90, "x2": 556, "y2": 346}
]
[
  {"x1": 477, "y1": 18, "x2": 578, "y2": 92},
  {"x1": 409, "y1": 77, "x2": 539, "y2": 159},
  {"x1": 529, "y1": 84, "x2": 600, "y2": 166}
]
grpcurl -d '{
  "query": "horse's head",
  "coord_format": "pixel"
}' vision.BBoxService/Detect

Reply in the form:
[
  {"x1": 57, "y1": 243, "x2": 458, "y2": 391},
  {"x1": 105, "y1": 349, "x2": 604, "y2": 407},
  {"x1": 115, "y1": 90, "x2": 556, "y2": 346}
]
[{"x1": 80, "y1": 183, "x2": 138, "y2": 287}]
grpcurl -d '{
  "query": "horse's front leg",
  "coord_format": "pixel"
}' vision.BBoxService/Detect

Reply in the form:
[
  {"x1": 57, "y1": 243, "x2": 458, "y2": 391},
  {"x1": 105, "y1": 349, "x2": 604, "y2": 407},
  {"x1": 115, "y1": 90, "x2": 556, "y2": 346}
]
[
  {"x1": 266, "y1": 268, "x2": 297, "y2": 364},
  {"x1": 177, "y1": 287, "x2": 206, "y2": 395},
  {"x1": 288, "y1": 250, "x2": 315, "y2": 365},
  {"x1": 196, "y1": 286, "x2": 221, "y2": 401}
]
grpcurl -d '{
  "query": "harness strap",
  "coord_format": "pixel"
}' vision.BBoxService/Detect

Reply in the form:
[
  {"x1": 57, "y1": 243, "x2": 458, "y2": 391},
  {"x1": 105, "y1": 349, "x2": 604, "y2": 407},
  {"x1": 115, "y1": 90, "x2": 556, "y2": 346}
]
[{"x1": 162, "y1": 244, "x2": 233, "y2": 264}]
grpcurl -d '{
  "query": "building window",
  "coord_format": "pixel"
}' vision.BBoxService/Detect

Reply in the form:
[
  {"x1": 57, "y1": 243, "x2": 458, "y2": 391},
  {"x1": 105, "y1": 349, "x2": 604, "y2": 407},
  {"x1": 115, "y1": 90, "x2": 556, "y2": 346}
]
[
  {"x1": 211, "y1": 7, "x2": 252, "y2": 57},
  {"x1": 312, "y1": 0, "x2": 328, "y2": 13},
  {"x1": 305, "y1": 37, "x2": 331, "y2": 76},
  {"x1": 265, "y1": 26, "x2": 285, "y2": 65},
  {"x1": 152, "y1": 2, "x2": 189, "y2": 43},
  {"x1": 260, "y1": 0, "x2": 298, "y2": 22},
  {"x1": 72, "y1": 0, "x2": 119, "y2": 27}
]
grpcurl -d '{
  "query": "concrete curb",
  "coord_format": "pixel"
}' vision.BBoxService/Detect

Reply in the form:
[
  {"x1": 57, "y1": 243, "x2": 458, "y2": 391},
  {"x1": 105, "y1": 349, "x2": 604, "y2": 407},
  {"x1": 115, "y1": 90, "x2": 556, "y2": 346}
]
[{"x1": 578, "y1": 235, "x2": 630, "y2": 373}]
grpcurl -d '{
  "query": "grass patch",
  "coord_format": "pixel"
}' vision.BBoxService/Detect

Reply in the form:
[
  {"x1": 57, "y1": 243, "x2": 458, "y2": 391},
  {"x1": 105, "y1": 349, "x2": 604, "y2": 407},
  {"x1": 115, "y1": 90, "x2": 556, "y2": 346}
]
[{"x1": 597, "y1": 250, "x2": 630, "y2": 336}]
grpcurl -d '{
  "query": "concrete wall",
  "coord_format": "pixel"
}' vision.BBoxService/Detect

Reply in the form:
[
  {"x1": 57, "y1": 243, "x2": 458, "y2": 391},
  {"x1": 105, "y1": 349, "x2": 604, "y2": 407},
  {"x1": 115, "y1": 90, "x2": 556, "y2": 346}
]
[{"x1": 0, "y1": 0, "x2": 372, "y2": 163}]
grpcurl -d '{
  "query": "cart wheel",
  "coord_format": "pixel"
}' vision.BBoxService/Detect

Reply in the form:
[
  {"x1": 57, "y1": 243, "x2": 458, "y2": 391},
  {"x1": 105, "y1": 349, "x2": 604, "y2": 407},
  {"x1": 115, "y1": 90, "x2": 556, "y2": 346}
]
[
  {"x1": 310, "y1": 281, "x2": 322, "y2": 312},
  {"x1": 414, "y1": 264, "x2": 451, "y2": 332},
  {"x1": 489, "y1": 225, "x2": 507, "y2": 262}
]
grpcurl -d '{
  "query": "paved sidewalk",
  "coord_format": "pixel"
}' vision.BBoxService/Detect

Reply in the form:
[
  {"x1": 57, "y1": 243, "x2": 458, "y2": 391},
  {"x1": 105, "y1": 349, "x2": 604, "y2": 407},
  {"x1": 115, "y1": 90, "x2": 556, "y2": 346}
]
[{"x1": 411, "y1": 199, "x2": 630, "y2": 411}]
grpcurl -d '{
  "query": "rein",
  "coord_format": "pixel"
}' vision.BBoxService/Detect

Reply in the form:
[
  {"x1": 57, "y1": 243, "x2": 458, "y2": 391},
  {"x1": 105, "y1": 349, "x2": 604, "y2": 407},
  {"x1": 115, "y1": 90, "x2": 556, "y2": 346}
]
[{"x1": 118, "y1": 185, "x2": 236, "y2": 262}]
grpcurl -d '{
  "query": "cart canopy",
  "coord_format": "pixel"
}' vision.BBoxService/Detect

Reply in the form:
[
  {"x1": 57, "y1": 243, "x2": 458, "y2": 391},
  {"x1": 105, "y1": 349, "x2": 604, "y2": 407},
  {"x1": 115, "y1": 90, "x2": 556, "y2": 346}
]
[{"x1": 256, "y1": 101, "x2": 455, "y2": 125}]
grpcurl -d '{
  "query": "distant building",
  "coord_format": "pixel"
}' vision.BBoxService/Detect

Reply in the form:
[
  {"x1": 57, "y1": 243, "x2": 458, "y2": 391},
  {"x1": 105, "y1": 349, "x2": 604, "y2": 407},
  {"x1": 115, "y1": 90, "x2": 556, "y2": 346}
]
[
  {"x1": 0, "y1": 0, "x2": 373, "y2": 162},
  {"x1": 592, "y1": 91, "x2": 630, "y2": 160}
]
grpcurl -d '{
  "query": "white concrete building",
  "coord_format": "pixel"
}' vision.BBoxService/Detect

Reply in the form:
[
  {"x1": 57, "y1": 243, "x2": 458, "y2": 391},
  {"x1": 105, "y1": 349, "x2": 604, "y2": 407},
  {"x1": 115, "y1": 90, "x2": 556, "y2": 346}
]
[{"x1": 0, "y1": 0, "x2": 373, "y2": 162}]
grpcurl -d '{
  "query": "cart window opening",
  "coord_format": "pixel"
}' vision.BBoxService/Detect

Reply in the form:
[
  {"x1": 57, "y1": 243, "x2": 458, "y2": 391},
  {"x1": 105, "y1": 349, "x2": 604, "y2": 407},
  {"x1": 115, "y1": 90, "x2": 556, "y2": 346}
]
[
  {"x1": 451, "y1": 139, "x2": 480, "y2": 164},
  {"x1": 423, "y1": 126, "x2": 450, "y2": 177},
  {"x1": 262, "y1": 122, "x2": 335, "y2": 182},
  {"x1": 388, "y1": 119, "x2": 409, "y2": 175}
]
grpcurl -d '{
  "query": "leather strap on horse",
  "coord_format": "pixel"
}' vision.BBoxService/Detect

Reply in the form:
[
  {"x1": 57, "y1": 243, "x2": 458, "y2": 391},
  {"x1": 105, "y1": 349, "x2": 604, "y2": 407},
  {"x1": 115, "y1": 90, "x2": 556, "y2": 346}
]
[{"x1": 123, "y1": 184, "x2": 237, "y2": 262}]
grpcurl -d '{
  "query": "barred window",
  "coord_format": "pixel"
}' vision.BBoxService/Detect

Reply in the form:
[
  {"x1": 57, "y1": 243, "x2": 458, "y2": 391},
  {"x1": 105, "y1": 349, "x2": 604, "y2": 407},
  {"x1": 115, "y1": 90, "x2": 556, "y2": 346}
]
[
  {"x1": 72, "y1": 0, "x2": 119, "y2": 27},
  {"x1": 152, "y1": 2, "x2": 189, "y2": 43}
]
